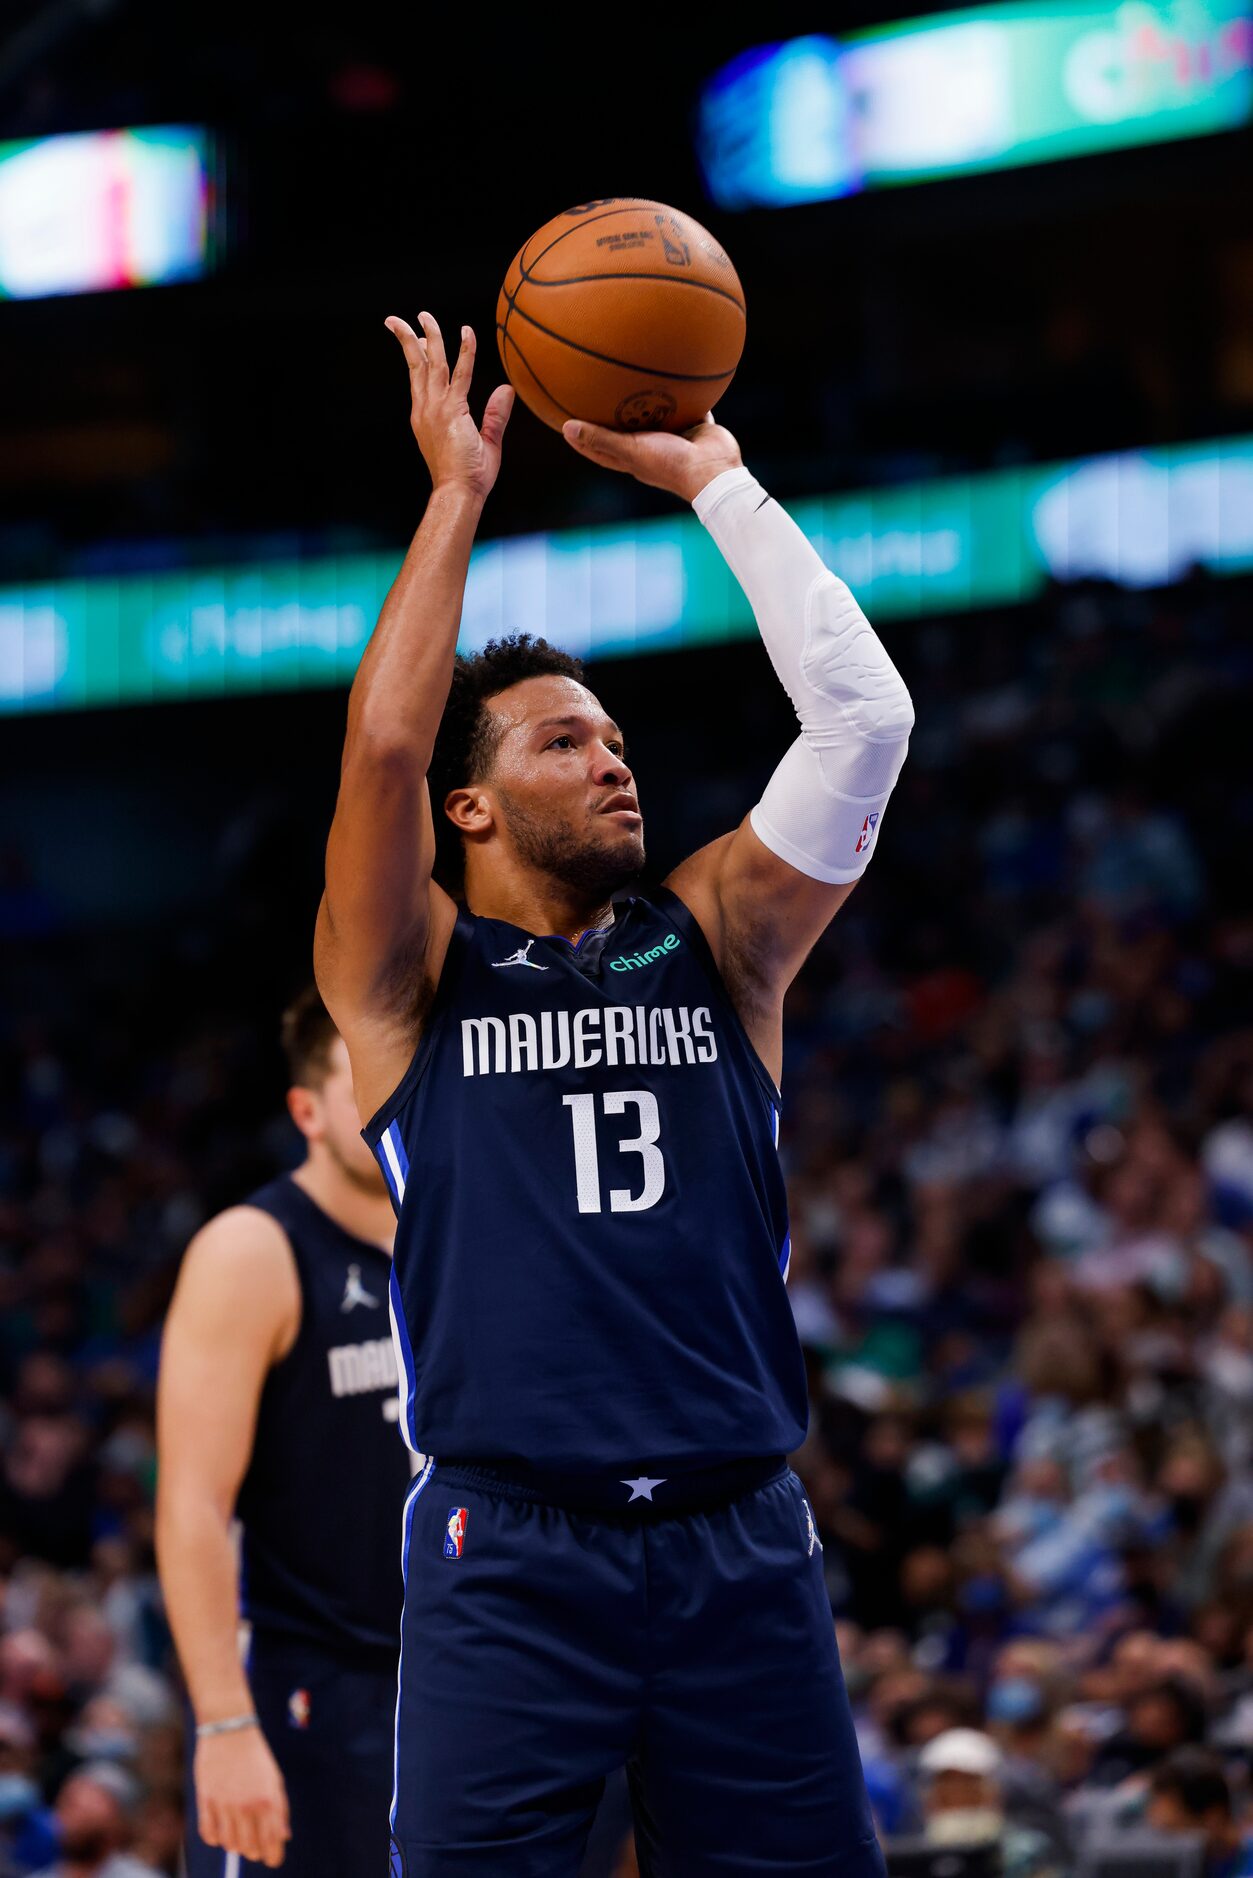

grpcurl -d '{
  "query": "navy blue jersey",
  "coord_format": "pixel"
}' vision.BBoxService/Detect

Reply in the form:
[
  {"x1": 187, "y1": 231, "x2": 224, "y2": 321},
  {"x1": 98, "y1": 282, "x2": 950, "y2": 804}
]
[
  {"x1": 233, "y1": 1177, "x2": 411, "y2": 1656},
  {"x1": 363, "y1": 889, "x2": 808, "y2": 1473}
]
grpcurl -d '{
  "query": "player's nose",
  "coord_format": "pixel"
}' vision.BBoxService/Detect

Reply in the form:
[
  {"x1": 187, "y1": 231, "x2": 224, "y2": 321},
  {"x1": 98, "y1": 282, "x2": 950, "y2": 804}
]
[{"x1": 591, "y1": 742, "x2": 632, "y2": 787}]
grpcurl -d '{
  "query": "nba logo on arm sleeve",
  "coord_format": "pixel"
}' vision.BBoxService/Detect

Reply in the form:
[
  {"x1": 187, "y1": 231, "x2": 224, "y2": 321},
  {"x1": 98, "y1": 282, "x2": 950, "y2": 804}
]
[
  {"x1": 854, "y1": 811, "x2": 880, "y2": 855},
  {"x1": 443, "y1": 1506, "x2": 468, "y2": 1559}
]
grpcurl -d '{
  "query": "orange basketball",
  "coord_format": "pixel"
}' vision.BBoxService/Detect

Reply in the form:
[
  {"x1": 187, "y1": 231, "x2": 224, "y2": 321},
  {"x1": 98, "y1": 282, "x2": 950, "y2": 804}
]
[{"x1": 496, "y1": 198, "x2": 745, "y2": 434}]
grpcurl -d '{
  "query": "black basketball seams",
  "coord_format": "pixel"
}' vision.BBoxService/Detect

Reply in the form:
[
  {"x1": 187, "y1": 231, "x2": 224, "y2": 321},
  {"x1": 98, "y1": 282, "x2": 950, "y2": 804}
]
[
  {"x1": 517, "y1": 269, "x2": 745, "y2": 314},
  {"x1": 519, "y1": 201, "x2": 684, "y2": 283},
  {"x1": 494, "y1": 323, "x2": 578, "y2": 420},
  {"x1": 499, "y1": 283, "x2": 739, "y2": 383}
]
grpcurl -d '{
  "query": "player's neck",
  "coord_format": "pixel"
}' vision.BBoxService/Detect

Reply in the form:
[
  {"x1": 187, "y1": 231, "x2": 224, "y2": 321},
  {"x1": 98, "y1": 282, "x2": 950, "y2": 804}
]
[
  {"x1": 464, "y1": 866, "x2": 616, "y2": 947},
  {"x1": 292, "y1": 1157, "x2": 395, "y2": 1254}
]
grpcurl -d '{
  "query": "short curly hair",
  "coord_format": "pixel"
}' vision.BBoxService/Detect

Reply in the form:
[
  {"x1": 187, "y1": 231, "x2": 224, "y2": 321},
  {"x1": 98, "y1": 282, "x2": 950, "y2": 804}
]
[{"x1": 428, "y1": 634, "x2": 587, "y2": 878}]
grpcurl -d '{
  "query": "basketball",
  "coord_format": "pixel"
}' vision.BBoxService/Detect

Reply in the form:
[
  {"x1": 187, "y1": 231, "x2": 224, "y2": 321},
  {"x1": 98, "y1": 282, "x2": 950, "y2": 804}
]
[{"x1": 496, "y1": 198, "x2": 746, "y2": 434}]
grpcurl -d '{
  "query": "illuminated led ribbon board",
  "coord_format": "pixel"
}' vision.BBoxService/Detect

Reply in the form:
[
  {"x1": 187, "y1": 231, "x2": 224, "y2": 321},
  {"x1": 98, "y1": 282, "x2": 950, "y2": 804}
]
[
  {"x1": 2, "y1": 434, "x2": 1251, "y2": 715},
  {"x1": 698, "y1": 1, "x2": 1253, "y2": 207},
  {"x1": 0, "y1": 126, "x2": 212, "y2": 299}
]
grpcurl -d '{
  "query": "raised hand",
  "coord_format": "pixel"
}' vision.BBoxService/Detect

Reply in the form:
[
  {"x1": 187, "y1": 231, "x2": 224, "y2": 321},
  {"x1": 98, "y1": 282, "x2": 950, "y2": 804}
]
[
  {"x1": 385, "y1": 313, "x2": 514, "y2": 503},
  {"x1": 561, "y1": 414, "x2": 743, "y2": 503}
]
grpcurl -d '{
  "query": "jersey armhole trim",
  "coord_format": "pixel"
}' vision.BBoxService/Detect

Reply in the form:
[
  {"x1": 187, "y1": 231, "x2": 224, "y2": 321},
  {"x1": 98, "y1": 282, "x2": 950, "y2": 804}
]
[
  {"x1": 360, "y1": 908, "x2": 475, "y2": 1146},
  {"x1": 650, "y1": 884, "x2": 783, "y2": 1112}
]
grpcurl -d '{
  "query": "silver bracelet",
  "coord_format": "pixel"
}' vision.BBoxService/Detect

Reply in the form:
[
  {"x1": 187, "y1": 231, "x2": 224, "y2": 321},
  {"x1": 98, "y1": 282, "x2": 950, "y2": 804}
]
[{"x1": 195, "y1": 1713, "x2": 259, "y2": 1740}]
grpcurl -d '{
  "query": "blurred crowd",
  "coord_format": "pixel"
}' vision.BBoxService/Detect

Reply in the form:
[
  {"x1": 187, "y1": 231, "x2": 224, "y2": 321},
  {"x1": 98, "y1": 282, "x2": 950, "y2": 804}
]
[{"x1": 0, "y1": 572, "x2": 1250, "y2": 1876}]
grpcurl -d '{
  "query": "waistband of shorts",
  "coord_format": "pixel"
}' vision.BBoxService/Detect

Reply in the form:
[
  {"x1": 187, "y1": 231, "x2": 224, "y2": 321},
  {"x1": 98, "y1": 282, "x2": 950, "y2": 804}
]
[{"x1": 434, "y1": 1454, "x2": 788, "y2": 1518}]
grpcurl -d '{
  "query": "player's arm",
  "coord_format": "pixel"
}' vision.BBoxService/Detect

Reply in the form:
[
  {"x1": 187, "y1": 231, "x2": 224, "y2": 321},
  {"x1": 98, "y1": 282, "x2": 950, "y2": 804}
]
[
  {"x1": 563, "y1": 418, "x2": 913, "y2": 1079},
  {"x1": 155, "y1": 1208, "x2": 301, "y2": 1871},
  {"x1": 315, "y1": 315, "x2": 514, "y2": 1121}
]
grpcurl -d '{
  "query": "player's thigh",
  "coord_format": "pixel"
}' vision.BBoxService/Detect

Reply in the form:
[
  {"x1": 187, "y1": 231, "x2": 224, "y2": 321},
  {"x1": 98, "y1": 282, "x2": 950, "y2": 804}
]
[
  {"x1": 637, "y1": 1471, "x2": 884, "y2": 1877},
  {"x1": 391, "y1": 1473, "x2": 643, "y2": 1876}
]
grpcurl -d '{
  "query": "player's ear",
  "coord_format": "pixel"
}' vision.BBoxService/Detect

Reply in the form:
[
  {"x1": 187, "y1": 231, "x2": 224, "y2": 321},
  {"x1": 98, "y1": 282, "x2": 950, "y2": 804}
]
[
  {"x1": 443, "y1": 787, "x2": 493, "y2": 837},
  {"x1": 287, "y1": 1085, "x2": 321, "y2": 1143}
]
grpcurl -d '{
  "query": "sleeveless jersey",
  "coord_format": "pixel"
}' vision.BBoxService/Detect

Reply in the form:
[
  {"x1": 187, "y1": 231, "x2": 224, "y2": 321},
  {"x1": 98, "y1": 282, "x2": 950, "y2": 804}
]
[
  {"x1": 233, "y1": 1176, "x2": 411, "y2": 1656},
  {"x1": 364, "y1": 888, "x2": 808, "y2": 1473}
]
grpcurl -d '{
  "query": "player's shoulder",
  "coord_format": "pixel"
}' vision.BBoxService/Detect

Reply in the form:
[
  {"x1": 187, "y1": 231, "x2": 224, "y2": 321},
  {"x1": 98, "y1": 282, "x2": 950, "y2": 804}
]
[
  {"x1": 164, "y1": 1200, "x2": 303, "y2": 1362},
  {"x1": 178, "y1": 1201, "x2": 299, "y2": 1291}
]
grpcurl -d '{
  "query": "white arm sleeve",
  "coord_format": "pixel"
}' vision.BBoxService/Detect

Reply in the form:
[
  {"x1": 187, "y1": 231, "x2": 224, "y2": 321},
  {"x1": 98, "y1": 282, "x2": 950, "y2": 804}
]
[{"x1": 693, "y1": 466, "x2": 914, "y2": 884}]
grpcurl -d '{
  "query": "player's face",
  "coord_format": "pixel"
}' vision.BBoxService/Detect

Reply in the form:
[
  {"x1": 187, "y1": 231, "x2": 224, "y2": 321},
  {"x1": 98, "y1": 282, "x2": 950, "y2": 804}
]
[
  {"x1": 480, "y1": 675, "x2": 645, "y2": 896},
  {"x1": 295, "y1": 1039, "x2": 389, "y2": 1194}
]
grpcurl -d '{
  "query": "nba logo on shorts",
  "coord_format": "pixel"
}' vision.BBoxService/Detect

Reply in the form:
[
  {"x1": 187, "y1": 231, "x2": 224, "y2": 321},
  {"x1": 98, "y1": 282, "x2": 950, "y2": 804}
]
[
  {"x1": 444, "y1": 1506, "x2": 468, "y2": 1559},
  {"x1": 854, "y1": 812, "x2": 880, "y2": 855}
]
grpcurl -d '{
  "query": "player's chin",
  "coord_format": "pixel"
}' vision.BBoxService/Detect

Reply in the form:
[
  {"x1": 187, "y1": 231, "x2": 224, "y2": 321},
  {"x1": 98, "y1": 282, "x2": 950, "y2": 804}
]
[{"x1": 587, "y1": 821, "x2": 645, "y2": 885}]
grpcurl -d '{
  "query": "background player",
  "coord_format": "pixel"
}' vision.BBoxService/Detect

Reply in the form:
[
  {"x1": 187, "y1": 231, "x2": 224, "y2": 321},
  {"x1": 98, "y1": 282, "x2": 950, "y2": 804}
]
[
  {"x1": 313, "y1": 313, "x2": 914, "y2": 1874},
  {"x1": 156, "y1": 989, "x2": 409, "y2": 1874}
]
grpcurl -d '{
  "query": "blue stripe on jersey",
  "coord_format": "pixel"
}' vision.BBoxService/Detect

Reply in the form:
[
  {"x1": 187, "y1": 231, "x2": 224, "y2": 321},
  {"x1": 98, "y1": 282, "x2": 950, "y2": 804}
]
[
  {"x1": 391, "y1": 1457, "x2": 436, "y2": 1828},
  {"x1": 388, "y1": 1266, "x2": 419, "y2": 1455},
  {"x1": 378, "y1": 1123, "x2": 408, "y2": 1204},
  {"x1": 770, "y1": 1107, "x2": 790, "y2": 1274}
]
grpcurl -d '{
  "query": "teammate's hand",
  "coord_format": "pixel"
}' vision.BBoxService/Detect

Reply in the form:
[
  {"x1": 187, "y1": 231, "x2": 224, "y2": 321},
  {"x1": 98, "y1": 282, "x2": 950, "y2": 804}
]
[
  {"x1": 195, "y1": 1727, "x2": 291, "y2": 1869},
  {"x1": 561, "y1": 414, "x2": 742, "y2": 503},
  {"x1": 386, "y1": 312, "x2": 514, "y2": 503}
]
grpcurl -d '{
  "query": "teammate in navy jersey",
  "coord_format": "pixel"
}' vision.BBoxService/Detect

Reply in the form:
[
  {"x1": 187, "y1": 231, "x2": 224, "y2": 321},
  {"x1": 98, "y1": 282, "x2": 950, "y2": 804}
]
[
  {"x1": 315, "y1": 311, "x2": 915, "y2": 1875},
  {"x1": 156, "y1": 990, "x2": 410, "y2": 1874}
]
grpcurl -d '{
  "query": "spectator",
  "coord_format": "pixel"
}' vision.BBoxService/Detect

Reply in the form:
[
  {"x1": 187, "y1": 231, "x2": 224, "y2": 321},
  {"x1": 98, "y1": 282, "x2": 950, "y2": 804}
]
[
  {"x1": 1146, "y1": 1750, "x2": 1253, "y2": 1878},
  {"x1": 914, "y1": 1729, "x2": 1060, "y2": 1877},
  {"x1": 27, "y1": 1763, "x2": 160, "y2": 1878}
]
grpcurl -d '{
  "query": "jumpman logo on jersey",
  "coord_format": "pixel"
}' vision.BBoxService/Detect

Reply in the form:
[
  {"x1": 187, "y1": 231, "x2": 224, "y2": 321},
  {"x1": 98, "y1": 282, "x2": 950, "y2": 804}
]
[
  {"x1": 491, "y1": 939, "x2": 549, "y2": 971},
  {"x1": 340, "y1": 1263, "x2": 381, "y2": 1312}
]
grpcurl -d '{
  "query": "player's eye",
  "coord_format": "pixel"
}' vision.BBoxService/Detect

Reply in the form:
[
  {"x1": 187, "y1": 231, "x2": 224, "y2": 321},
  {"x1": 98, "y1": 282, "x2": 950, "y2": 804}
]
[
  {"x1": 607, "y1": 742, "x2": 625, "y2": 758},
  {"x1": 547, "y1": 734, "x2": 575, "y2": 750}
]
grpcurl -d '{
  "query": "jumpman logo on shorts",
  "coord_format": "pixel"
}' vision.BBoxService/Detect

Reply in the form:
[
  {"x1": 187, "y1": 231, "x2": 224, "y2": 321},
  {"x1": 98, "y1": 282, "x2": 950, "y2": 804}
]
[{"x1": 491, "y1": 939, "x2": 549, "y2": 971}]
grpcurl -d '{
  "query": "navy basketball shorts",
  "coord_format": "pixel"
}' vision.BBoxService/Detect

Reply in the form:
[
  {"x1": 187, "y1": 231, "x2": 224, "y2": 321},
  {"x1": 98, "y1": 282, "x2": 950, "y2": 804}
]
[
  {"x1": 184, "y1": 1629, "x2": 395, "y2": 1878},
  {"x1": 390, "y1": 1458, "x2": 885, "y2": 1878}
]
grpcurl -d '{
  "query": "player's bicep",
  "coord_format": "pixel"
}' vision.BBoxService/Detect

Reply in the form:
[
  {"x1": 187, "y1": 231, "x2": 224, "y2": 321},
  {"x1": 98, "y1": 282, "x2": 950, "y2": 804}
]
[
  {"x1": 667, "y1": 817, "x2": 855, "y2": 996},
  {"x1": 156, "y1": 1210, "x2": 300, "y2": 1520}
]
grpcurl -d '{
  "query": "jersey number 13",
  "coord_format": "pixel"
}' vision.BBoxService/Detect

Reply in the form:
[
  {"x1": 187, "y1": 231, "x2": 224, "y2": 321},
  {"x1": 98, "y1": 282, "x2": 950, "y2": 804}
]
[{"x1": 562, "y1": 1091, "x2": 665, "y2": 1215}]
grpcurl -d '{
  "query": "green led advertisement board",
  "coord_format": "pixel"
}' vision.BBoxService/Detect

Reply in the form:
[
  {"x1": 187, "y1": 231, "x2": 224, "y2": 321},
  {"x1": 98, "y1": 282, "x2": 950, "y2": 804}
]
[
  {"x1": 699, "y1": 1, "x2": 1253, "y2": 207},
  {"x1": 3, "y1": 434, "x2": 1252, "y2": 715}
]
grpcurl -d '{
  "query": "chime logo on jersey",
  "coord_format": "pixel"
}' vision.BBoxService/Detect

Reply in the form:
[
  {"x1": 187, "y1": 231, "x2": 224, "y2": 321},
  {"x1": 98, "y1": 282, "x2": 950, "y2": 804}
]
[
  {"x1": 443, "y1": 1506, "x2": 468, "y2": 1559},
  {"x1": 854, "y1": 811, "x2": 880, "y2": 855}
]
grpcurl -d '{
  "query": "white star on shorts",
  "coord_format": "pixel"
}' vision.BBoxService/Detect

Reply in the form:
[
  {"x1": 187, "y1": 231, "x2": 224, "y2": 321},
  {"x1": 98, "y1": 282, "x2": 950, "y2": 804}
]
[{"x1": 621, "y1": 1476, "x2": 667, "y2": 1503}]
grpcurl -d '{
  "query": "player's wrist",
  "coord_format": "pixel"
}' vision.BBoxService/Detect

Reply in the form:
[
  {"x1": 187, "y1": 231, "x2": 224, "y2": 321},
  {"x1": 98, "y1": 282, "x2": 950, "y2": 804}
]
[
  {"x1": 690, "y1": 463, "x2": 758, "y2": 516},
  {"x1": 426, "y1": 478, "x2": 487, "y2": 515}
]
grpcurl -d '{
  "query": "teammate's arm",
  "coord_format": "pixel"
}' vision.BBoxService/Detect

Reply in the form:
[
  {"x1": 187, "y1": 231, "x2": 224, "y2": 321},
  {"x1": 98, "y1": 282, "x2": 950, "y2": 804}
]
[
  {"x1": 315, "y1": 315, "x2": 514, "y2": 1121},
  {"x1": 563, "y1": 418, "x2": 913, "y2": 1082},
  {"x1": 155, "y1": 1208, "x2": 302, "y2": 1871}
]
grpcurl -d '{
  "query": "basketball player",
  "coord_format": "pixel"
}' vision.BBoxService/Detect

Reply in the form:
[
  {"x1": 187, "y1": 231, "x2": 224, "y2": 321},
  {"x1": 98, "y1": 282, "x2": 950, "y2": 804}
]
[
  {"x1": 156, "y1": 990, "x2": 410, "y2": 1874},
  {"x1": 314, "y1": 313, "x2": 914, "y2": 1875}
]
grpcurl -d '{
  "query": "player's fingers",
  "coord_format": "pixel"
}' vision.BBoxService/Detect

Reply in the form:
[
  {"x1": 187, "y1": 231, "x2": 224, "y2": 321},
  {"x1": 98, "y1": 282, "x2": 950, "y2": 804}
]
[
  {"x1": 417, "y1": 311, "x2": 448, "y2": 380},
  {"x1": 562, "y1": 418, "x2": 634, "y2": 472},
  {"x1": 216, "y1": 1804, "x2": 244, "y2": 1854},
  {"x1": 256, "y1": 1801, "x2": 287, "y2": 1867},
  {"x1": 234, "y1": 1806, "x2": 264, "y2": 1865},
  {"x1": 480, "y1": 383, "x2": 515, "y2": 451},
  {"x1": 383, "y1": 316, "x2": 428, "y2": 372},
  {"x1": 450, "y1": 324, "x2": 476, "y2": 397},
  {"x1": 197, "y1": 1796, "x2": 221, "y2": 1847}
]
